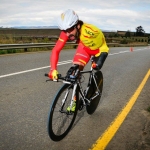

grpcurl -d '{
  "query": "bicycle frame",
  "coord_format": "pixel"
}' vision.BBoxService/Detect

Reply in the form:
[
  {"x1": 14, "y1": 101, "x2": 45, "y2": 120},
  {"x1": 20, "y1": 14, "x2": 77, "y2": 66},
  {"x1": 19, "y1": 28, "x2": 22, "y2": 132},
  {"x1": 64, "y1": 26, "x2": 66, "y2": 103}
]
[
  {"x1": 66, "y1": 69, "x2": 101, "y2": 110},
  {"x1": 78, "y1": 69, "x2": 101, "y2": 104},
  {"x1": 45, "y1": 67, "x2": 101, "y2": 111}
]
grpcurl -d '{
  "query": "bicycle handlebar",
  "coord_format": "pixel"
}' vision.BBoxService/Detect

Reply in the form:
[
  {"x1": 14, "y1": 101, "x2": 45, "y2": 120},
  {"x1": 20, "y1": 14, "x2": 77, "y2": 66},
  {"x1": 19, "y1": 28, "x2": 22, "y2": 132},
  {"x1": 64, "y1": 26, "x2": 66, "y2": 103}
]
[{"x1": 45, "y1": 73, "x2": 76, "y2": 82}]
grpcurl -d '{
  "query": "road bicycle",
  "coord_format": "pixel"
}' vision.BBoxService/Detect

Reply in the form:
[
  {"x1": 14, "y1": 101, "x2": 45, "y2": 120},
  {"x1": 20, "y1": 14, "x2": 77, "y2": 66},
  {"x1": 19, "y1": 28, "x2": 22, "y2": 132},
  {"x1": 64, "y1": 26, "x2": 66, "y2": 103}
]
[{"x1": 45, "y1": 61, "x2": 103, "y2": 141}]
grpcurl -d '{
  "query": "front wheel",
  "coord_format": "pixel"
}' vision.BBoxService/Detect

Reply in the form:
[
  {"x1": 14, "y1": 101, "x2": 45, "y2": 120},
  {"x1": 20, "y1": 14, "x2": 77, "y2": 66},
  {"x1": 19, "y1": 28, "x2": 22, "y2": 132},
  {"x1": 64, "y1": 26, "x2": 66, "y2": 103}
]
[
  {"x1": 86, "y1": 71, "x2": 103, "y2": 114},
  {"x1": 47, "y1": 84, "x2": 79, "y2": 141}
]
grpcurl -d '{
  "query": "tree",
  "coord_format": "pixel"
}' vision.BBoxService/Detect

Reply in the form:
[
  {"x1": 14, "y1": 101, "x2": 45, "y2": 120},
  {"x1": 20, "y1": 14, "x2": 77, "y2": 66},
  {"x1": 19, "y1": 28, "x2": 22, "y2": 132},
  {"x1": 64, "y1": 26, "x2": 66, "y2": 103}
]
[
  {"x1": 125, "y1": 30, "x2": 131, "y2": 37},
  {"x1": 135, "y1": 26, "x2": 145, "y2": 36}
]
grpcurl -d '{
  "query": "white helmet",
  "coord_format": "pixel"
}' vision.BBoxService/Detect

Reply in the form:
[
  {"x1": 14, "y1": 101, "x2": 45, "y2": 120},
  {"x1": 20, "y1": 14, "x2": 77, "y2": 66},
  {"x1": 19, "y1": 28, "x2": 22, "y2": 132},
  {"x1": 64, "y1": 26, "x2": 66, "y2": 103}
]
[{"x1": 57, "y1": 9, "x2": 79, "y2": 30}]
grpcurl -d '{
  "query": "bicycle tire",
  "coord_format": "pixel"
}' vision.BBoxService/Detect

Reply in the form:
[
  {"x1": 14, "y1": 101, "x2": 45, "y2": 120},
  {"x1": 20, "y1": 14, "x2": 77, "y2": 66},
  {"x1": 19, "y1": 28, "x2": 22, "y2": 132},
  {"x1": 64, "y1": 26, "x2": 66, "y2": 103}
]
[
  {"x1": 47, "y1": 83, "x2": 79, "y2": 141},
  {"x1": 86, "y1": 71, "x2": 103, "y2": 114}
]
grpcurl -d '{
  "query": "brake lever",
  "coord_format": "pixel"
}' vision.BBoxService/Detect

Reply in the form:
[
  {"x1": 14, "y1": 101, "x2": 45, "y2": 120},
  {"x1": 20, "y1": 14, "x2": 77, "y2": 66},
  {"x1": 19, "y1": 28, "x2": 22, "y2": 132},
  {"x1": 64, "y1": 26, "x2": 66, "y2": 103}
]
[{"x1": 45, "y1": 73, "x2": 61, "y2": 82}]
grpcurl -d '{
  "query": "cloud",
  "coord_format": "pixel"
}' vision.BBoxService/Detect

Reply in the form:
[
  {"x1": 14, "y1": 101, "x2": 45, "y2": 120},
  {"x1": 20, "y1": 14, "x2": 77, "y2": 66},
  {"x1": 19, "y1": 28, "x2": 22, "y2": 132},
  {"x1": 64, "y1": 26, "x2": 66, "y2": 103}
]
[{"x1": 0, "y1": 0, "x2": 150, "y2": 32}]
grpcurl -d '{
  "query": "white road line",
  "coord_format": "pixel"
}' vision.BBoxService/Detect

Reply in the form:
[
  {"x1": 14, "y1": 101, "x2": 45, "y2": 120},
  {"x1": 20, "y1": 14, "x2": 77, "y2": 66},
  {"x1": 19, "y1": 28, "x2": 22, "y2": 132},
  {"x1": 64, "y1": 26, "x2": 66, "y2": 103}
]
[
  {"x1": 109, "y1": 51, "x2": 129, "y2": 56},
  {"x1": 0, "y1": 60, "x2": 72, "y2": 78},
  {"x1": 109, "y1": 47, "x2": 149, "y2": 56},
  {"x1": 0, "y1": 47, "x2": 149, "y2": 79}
]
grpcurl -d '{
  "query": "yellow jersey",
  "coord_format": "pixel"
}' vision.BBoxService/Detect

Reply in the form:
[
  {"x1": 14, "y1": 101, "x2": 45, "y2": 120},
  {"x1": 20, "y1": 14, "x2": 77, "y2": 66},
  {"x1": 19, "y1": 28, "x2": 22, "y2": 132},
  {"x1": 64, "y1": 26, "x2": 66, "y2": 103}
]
[{"x1": 80, "y1": 23, "x2": 109, "y2": 53}]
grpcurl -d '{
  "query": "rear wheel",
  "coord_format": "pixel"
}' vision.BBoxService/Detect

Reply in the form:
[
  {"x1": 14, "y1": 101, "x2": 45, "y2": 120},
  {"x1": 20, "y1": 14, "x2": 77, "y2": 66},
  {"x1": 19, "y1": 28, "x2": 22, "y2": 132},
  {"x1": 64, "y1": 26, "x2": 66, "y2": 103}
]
[
  {"x1": 47, "y1": 84, "x2": 79, "y2": 141},
  {"x1": 86, "y1": 71, "x2": 103, "y2": 114}
]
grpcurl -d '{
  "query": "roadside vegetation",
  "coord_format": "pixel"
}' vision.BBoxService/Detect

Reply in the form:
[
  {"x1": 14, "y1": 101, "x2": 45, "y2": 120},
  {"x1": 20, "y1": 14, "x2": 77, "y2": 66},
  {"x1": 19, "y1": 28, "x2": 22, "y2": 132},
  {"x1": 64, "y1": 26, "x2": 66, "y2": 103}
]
[
  {"x1": 106, "y1": 26, "x2": 149, "y2": 46},
  {"x1": 0, "y1": 25, "x2": 149, "y2": 55},
  {"x1": 0, "y1": 35, "x2": 77, "y2": 54},
  {"x1": 0, "y1": 35, "x2": 56, "y2": 54}
]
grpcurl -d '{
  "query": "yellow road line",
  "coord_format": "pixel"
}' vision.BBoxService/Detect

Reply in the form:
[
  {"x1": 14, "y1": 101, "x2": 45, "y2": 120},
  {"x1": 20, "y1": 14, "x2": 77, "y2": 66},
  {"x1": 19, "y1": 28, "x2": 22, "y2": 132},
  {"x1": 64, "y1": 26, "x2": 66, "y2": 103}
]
[{"x1": 90, "y1": 69, "x2": 150, "y2": 150}]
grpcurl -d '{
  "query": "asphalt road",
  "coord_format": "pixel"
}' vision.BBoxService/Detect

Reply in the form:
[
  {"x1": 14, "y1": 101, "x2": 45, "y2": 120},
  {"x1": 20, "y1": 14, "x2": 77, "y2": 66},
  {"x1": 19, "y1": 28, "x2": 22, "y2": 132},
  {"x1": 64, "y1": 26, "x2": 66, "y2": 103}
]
[{"x1": 0, "y1": 46, "x2": 150, "y2": 150}]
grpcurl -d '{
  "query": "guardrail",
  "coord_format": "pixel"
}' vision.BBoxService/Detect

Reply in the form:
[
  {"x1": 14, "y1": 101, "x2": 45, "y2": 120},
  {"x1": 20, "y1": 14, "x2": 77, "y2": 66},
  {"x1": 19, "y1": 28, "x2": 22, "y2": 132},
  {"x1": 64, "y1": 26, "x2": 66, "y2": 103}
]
[
  {"x1": 0, "y1": 42, "x2": 148, "y2": 52},
  {"x1": 0, "y1": 42, "x2": 78, "y2": 52},
  {"x1": 0, "y1": 42, "x2": 119, "y2": 52}
]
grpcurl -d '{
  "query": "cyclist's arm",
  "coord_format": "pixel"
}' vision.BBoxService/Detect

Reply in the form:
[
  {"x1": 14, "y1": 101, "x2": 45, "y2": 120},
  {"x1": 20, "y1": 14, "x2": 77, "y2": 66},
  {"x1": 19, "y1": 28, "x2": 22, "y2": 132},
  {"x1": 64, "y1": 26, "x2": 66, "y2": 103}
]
[{"x1": 50, "y1": 31, "x2": 68, "y2": 70}]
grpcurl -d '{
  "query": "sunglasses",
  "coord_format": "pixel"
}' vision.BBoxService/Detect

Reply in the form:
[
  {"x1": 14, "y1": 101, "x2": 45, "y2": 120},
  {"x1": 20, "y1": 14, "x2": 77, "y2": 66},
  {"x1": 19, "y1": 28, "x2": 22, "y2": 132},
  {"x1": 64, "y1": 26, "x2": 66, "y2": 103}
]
[{"x1": 64, "y1": 25, "x2": 76, "y2": 33}]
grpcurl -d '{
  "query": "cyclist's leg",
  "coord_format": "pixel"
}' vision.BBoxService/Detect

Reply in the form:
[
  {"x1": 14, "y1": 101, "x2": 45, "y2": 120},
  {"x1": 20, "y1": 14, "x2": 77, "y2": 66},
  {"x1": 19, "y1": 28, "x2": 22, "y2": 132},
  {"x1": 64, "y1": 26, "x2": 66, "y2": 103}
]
[
  {"x1": 66, "y1": 43, "x2": 91, "y2": 78},
  {"x1": 65, "y1": 43, "x2": 89, "y2": 112},
  {"x1": 66, "y1": 43, "x2": 92, "y2": 110},
  {"x1": 92, "y1": 52, "x2": 108, "y2": 70},
  {"x1": 92, "y1": 41, "x2": 109, "y2": 70},
  {"x1": 72, "y1": 43, "x2": 91, "y2": 68}
]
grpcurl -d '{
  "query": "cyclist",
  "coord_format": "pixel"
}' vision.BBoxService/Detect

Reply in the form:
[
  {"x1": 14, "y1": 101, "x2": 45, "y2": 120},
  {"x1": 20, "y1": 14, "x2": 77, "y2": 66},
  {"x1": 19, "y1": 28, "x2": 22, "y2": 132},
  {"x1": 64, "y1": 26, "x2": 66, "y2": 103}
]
[{"x1": 48, "y1": 9, "x2": 109, "y2": 111}]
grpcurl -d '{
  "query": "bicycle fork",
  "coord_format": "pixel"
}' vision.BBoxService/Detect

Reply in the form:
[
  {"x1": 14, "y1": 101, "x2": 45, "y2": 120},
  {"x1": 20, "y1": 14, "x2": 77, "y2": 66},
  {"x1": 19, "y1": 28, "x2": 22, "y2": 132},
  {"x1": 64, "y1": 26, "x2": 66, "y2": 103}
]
[
  {"x1": 61, "y1": 83, "x2": 77, "y2": 112},
  {"x1": 69, "y1": 83, "x2": 77, "y2": 110}
]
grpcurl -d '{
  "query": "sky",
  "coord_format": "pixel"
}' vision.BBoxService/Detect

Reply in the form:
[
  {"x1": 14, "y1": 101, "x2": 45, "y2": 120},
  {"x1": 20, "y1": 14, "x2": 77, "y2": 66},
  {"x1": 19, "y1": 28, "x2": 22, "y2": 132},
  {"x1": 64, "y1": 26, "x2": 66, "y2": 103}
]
[{"x1": 0, "y1": 0, "x2": 150, "y2": 33}]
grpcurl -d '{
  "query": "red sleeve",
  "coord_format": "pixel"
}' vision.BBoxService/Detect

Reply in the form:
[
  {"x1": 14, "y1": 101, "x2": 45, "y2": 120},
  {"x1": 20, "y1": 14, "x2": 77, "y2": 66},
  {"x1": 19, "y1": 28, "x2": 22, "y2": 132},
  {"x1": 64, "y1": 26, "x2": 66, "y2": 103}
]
[{"x1": 50, "y1": 31, "x2": 68, "y2": 70}]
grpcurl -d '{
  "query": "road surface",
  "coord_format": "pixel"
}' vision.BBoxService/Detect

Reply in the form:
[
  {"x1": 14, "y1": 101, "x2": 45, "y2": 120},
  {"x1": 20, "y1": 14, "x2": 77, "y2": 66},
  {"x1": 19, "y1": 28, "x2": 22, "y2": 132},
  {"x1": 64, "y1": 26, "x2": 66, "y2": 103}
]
[{"x1": 0, "y1": 46, "x2": 150, "y2": 150}]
